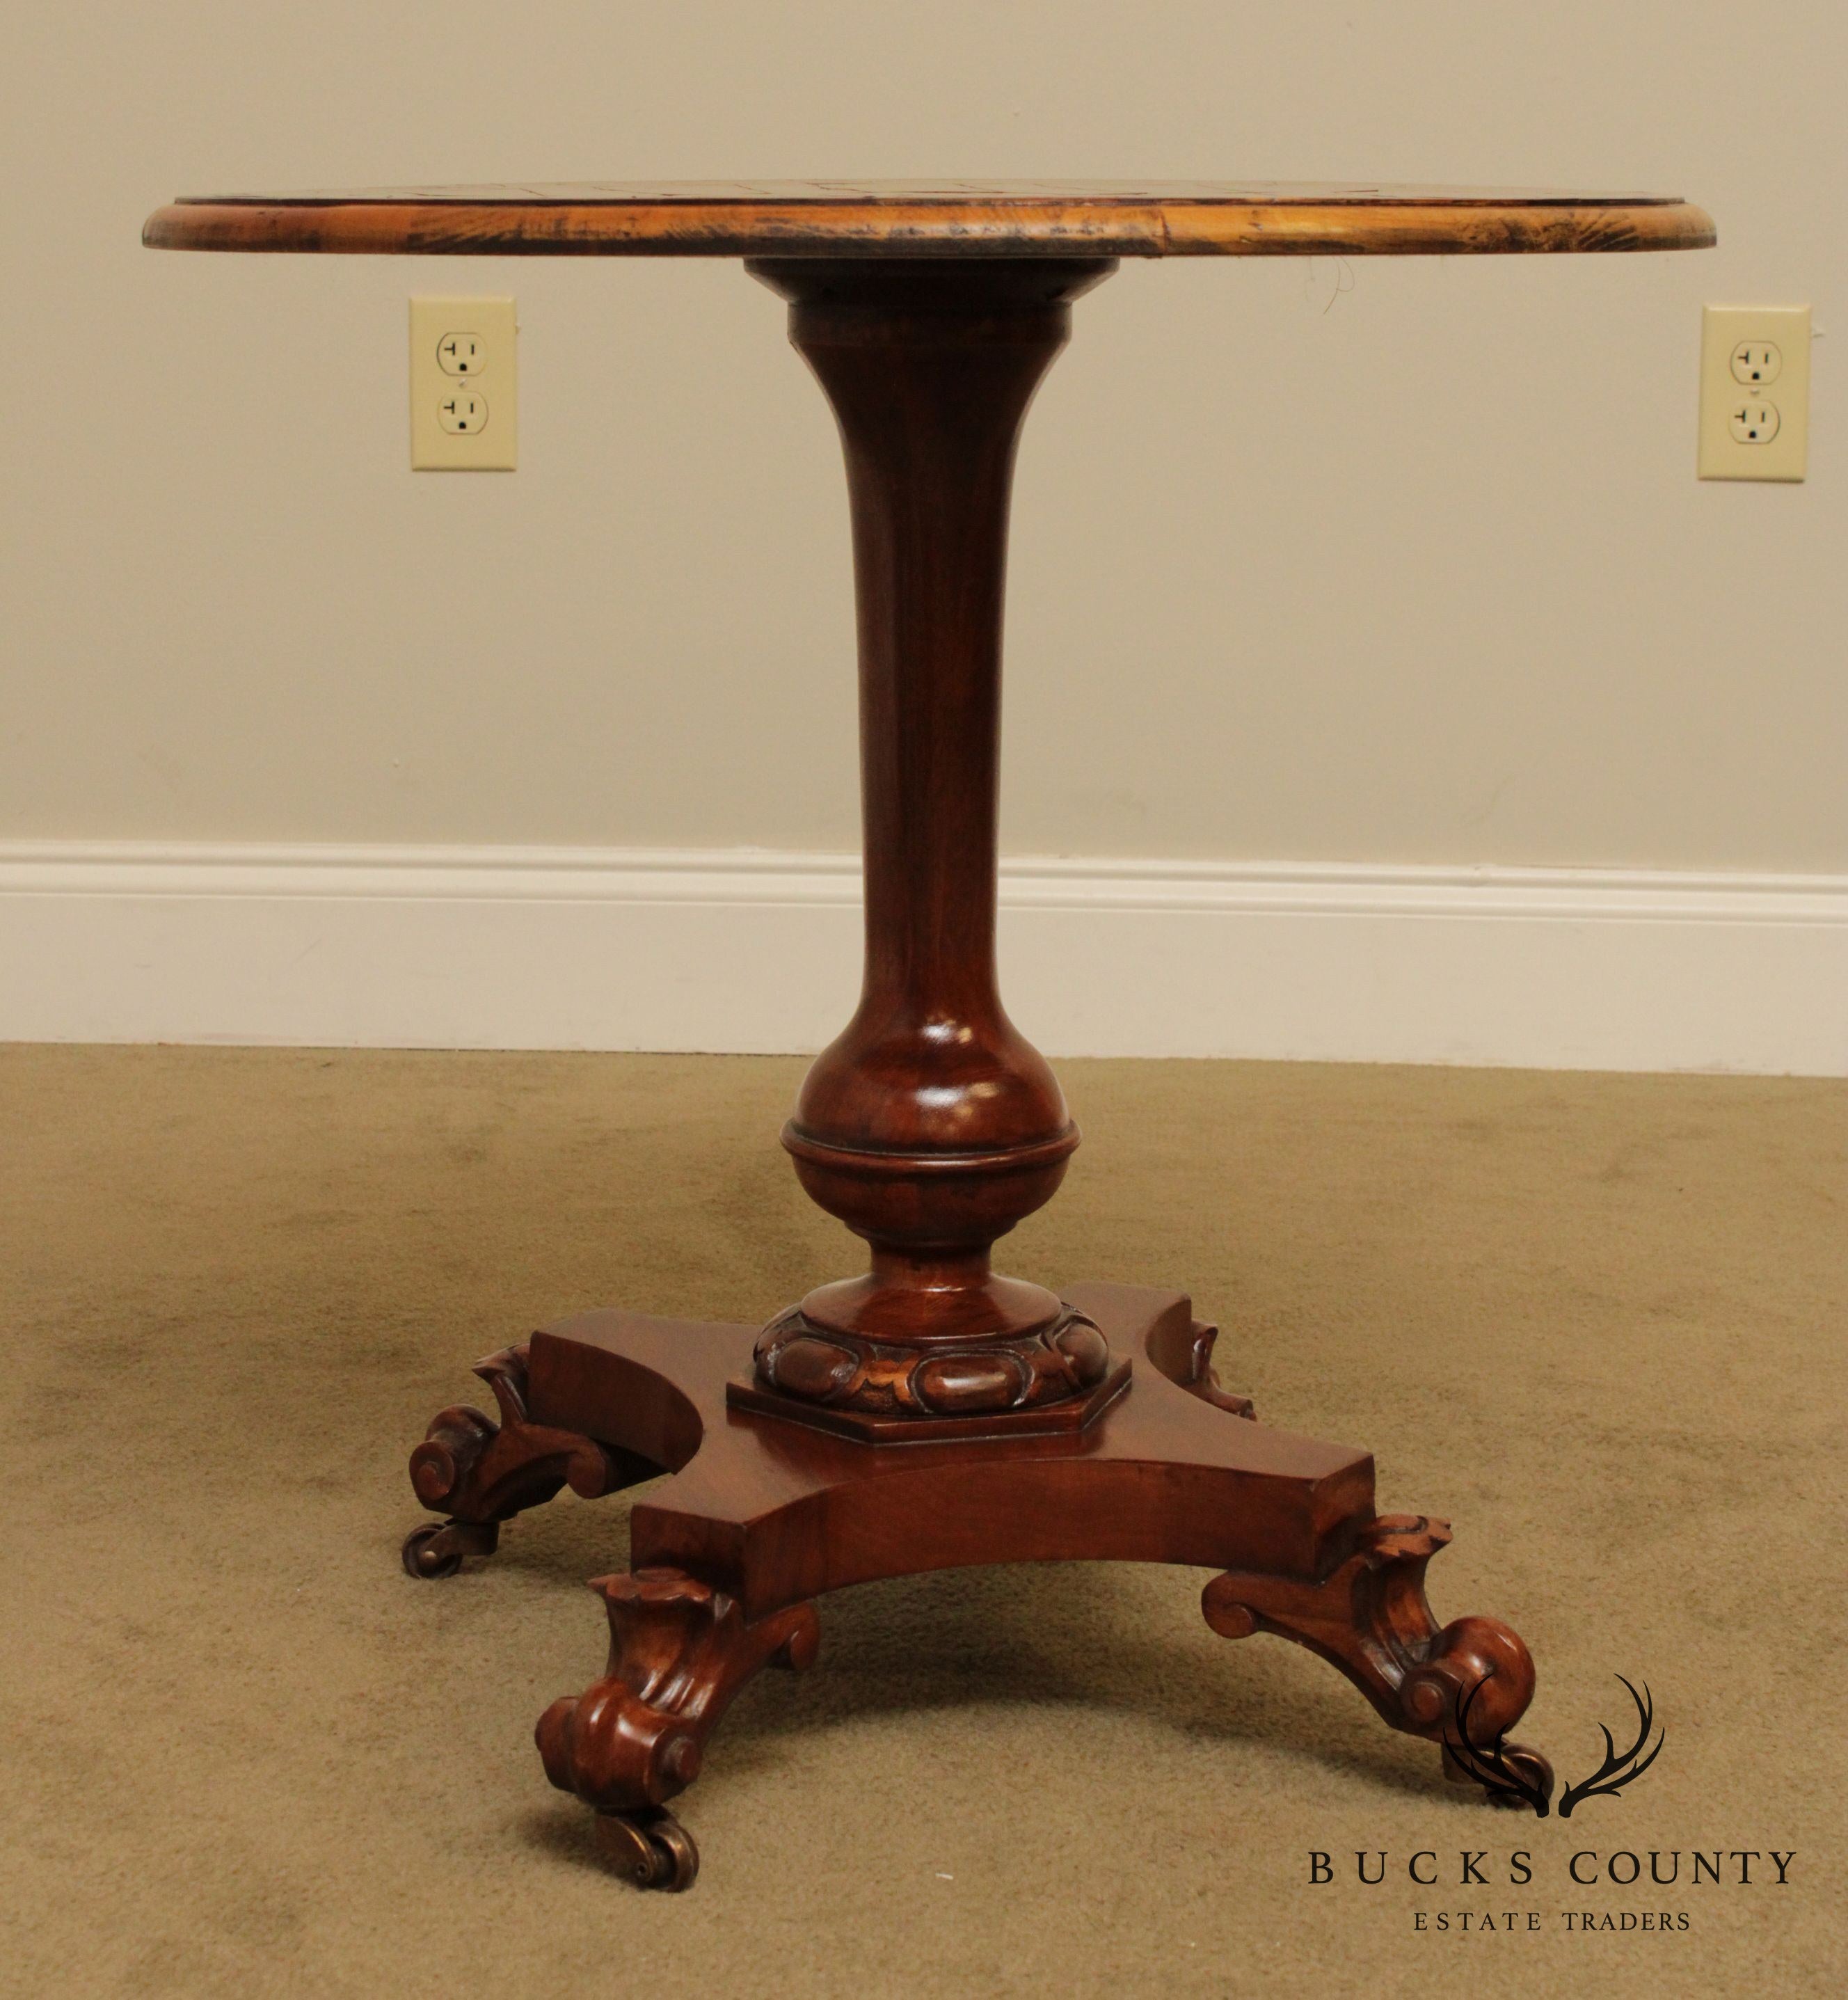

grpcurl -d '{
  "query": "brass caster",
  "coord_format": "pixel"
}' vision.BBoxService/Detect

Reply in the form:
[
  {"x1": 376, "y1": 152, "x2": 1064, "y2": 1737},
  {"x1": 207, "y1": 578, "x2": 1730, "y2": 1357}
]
[
  {"x1": 1483, "y1": 1743, "x2": 1554, "y2": 1810},
  {"x1": 1443, "y1": 1737, "x2": 1556, "y2": 1811},
  {"x1": 595, "y1": 1808, "x2": 700, "y2": 1891},
  {"x1": 400, "y1": 1520, "x2": 499, "y2": 1579}
]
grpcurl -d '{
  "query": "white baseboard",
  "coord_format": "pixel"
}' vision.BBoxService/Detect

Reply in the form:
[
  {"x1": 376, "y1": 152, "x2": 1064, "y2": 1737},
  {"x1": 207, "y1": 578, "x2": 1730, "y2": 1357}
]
[{"x1": 1, "y1": 841, "x2": 1844, "y2": 1074}]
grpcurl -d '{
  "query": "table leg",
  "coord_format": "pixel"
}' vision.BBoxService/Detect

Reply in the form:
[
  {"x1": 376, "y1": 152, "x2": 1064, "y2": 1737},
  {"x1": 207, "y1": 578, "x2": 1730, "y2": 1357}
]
[{"x1": 740, "y1": 256, "x2": 1121, "y2": 1434}]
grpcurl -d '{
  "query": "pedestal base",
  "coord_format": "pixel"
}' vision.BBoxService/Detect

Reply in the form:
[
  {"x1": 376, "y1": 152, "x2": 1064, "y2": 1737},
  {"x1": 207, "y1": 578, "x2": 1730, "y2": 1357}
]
[{"x1": 404, "y1": 1283, "x2": 1551, "y2": 1885}]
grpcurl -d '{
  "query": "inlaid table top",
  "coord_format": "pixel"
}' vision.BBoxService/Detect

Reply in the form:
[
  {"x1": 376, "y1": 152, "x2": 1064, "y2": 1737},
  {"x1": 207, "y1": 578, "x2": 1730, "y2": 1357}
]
[{"x1": 143, "y1": 180, "x2": 1715, "y2": 257}]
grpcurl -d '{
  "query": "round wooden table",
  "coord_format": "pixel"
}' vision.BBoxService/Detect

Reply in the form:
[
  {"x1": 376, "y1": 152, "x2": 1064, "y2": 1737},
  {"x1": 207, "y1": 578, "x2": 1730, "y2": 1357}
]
[{"x1": 146, "y1": 182, "x2": 1714, "y2": 1888}]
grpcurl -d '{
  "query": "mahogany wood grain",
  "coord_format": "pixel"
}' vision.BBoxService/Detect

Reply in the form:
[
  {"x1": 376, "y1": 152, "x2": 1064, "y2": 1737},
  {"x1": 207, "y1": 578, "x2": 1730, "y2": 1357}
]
[
  {"x1": 534, "y1": 1285, "x2": 1369, "y2": 1609},
  {"x1": 494, "y1": 1284, "x2": 1549, "y2": 1878},
  {"x1": 738, "y1": 260, "x2": 1122, "y2": 1428},
  {"x1": 143, "y1": 180, "x2": 1715, "y2": 259}
]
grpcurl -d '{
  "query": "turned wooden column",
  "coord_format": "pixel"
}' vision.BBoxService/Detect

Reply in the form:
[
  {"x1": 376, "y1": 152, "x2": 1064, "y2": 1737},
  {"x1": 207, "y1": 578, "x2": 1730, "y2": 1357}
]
[{"x1": 744, "y1": 257, "x2": 1119, "y2": 1431}]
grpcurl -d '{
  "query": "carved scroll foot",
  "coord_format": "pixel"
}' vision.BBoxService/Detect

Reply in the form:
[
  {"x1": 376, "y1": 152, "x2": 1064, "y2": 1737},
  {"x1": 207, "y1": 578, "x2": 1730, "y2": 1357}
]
[
  {"x1": 401, "y1": 1344, "x2": 631, "y2": 1578},
  {"x1": 536, "y1": 1567, "x2": 819, "y2": 1889},
  {"x1": 1202, "y1": 1514, "x2": 1554, "y2": 1810}
]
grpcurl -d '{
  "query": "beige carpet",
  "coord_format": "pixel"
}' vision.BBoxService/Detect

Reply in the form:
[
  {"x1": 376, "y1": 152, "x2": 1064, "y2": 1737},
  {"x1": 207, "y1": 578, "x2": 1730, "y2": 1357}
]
[{"x1": 3, "y1": 1047, "x2": 1844, "y2": 1998}]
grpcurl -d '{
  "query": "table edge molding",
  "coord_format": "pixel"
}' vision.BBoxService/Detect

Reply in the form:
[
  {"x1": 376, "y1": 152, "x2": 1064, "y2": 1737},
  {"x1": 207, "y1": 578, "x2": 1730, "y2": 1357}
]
[{"x1": 142, "y1": 198, "x2": 1716, "y2": 258}]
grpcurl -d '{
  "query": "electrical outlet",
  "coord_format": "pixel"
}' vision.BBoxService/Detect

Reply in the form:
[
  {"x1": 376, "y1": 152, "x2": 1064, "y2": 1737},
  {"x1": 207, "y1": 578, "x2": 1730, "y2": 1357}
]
[
  {"x1": 1728, "y1": 400, "x2": 1778, "y2": 445},
  {"x1": 1698, "y1": 305, "x2": 1809, "y2": 482},
  {"x1": 1730, "y1": 341, "x2": 1781, "y2": 386},
  {"x1": 411, "y1": 296, "x2": 516, "y2": 470},
  {"x1": 436, "y1": 332, "x2": 484, "y2": 376},
  {"x1": 438, "y1": 390, "x2": 488, "y2": 434}
]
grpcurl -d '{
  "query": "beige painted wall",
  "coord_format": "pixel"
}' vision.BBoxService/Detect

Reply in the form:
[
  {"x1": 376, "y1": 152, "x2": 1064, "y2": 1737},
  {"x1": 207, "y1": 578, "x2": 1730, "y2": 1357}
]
[{"x1": 4, "y1": 1, "x2": 1842, "y2": 868}]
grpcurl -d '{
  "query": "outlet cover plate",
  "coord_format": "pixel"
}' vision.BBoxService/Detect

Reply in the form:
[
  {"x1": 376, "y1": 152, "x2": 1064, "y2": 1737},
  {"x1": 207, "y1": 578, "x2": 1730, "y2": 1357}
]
[
  {"x1": 411, "y1": 296, "x2": 517, "y2": 470},
  {"x1": 1698, "y1": 305, "x2": 1810, "y2": 482}
]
